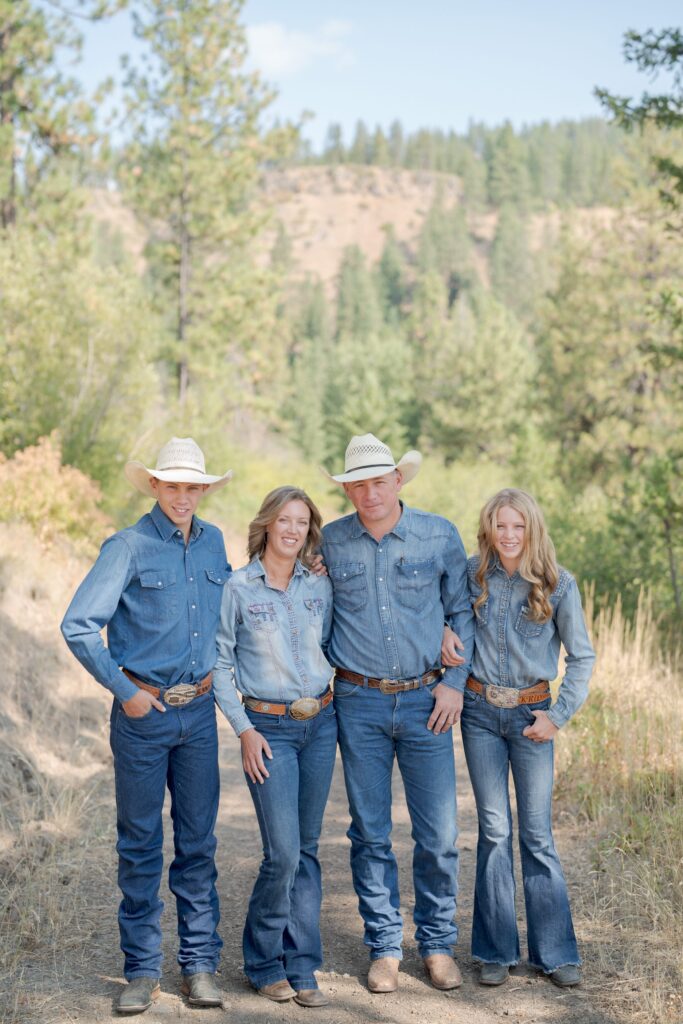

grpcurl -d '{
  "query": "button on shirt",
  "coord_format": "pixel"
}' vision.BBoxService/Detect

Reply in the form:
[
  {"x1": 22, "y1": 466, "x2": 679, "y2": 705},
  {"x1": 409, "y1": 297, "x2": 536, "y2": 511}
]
[
  {"x1": 321, "y1": 504, "x2": 474, "y2": 690},
  {"x1": 60, "y1": 503, "x2": 231, "y2": 703},
  {"x1": 213, "y1": 559, "x2": 334, "y2": 736},
  {"x1": 467, "y1": 555, "x2": 596, "y2": 728}
]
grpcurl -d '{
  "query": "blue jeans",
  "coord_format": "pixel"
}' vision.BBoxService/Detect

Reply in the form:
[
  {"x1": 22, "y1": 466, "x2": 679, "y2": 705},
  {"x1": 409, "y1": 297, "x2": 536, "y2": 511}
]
[
  {"x1": 334, "y1": 679, "x2": 458, "y2": 960},
  {"x1": 109, "y1": 693, "x2": 222, "y2": 980},
  {"x1": 460, "y1": 689, "x2": 580, "y2": 972},
  {"x1": 242, "y1": 701, "x2": 337, "y2": 990}
]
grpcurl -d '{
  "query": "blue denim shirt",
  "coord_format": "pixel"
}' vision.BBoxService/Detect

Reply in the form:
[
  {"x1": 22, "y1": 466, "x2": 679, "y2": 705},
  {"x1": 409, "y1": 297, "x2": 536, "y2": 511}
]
[
  {"x1": 60, "y1": 503, "x2": 231, "y2": 703},
  {"x1": 467, "y1": 556, "x2": 595, "y2": 727},
  {"x1": 321, "y1": 504, "x2": 474, "y2": 690},
  {"x1": 213, "y1": 558, "x2": 334, "y2": 736}
]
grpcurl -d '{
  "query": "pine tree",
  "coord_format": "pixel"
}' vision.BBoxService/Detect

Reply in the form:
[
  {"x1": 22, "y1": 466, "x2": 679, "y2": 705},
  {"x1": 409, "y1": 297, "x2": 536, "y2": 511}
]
[
  {"x1": 0, "y1": 0, "x2": 115, "y2": 228},
  {"x1": 121, "y1": 0, "x2": 289, "y2": 412}
]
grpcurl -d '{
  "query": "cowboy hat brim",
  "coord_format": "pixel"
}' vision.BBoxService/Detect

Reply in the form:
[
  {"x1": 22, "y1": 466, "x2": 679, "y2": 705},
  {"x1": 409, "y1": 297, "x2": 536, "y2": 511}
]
[
  {"x1": 320, "y1": 451, "x2": 422, "y2": 486},
  {"x1": 124, "y1": 462, "x2": 233, "y2": 497}
]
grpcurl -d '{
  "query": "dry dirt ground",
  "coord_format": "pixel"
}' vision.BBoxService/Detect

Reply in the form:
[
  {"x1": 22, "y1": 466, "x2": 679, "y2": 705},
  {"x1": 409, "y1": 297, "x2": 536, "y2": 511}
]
[{"x1": 16, "y1": 718, "x2": 620, "y2": 1024}]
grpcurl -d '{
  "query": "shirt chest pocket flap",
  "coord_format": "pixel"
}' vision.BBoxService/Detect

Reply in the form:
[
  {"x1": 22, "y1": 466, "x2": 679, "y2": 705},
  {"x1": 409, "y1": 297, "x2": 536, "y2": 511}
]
[
  {"x1": 396, "y1": 557, "x2": 436, "y2": 608},
  {"x1": 514, "y1": 605, "x2": 548, "y2": 638},
  {"x1": 205, "y1": 568, "x2": 227, "y2": 612},
  {"x1": 139, "y1": 569, "x2": 177, "y2": 620},
  {"x1": 329, "y1": 562, "x2": 367, "y2": 611}
]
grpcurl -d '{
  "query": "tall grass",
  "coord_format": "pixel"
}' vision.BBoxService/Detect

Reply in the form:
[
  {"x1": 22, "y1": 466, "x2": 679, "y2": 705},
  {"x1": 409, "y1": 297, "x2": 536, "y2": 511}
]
[{"x1": 556, "y1": 592, "x2": 683, "y2": 1023}]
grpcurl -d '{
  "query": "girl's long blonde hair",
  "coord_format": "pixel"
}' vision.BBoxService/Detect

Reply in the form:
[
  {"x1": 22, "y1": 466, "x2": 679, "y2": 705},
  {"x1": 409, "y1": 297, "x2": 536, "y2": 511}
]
[
  {"x1": 247, "y1": 486, "x2": 323, "y2": 568},
  {"x1": 474, "y1": 488, "x2": 558, "y2": 622}
]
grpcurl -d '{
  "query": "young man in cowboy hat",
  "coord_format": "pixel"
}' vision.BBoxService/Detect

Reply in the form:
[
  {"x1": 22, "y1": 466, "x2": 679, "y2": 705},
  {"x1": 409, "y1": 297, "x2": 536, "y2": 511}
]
[
  {"x1": 320, "y1": 433, "x2": 474, "y2": 994},
  {"x1": 61, "y1": 437, "x2": 232, "y2": 1015}
]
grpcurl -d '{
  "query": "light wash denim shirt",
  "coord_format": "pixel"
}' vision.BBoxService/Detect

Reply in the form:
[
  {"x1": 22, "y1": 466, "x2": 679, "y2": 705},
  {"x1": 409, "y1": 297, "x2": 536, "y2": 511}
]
[
  {"x1": 213, "y1": 558, "x2": 334, "y2": 736},
  {"x1": 60, "y1": 503, "x2": 231, "y2": 703},
  {"x1": 467, "y1": 555, "x2": 595, "y2": 728},
  {"x1": 321, "y1": 504, "x2": 474, "y2": 691}
]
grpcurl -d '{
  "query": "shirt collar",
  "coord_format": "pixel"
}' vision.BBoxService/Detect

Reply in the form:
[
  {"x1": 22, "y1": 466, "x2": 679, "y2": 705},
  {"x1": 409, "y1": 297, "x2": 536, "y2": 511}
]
[
  {"x1": 150, "y1": 502, "x2": 203, "y2": 543},
  {"x1": 246, "y1": 557, "x2": 309, "y2": 580},
  {"x1": 489, "y1": 554, "x2": 520, "y2": 580},
  {"x1": 349, "y1": 502, "x2": 411, "y2": 541}
]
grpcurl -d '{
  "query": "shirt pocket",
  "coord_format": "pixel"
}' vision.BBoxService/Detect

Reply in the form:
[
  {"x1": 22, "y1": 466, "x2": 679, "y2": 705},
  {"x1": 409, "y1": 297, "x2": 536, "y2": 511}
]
[
  {"x1": 514, "y1": 605, "x2": 546, "y2": 638},
  {"x1": 304, "y1": 597, "x2": 325, "y2": 622},
  {"x1": 395, "y1": 557, "x2": 436, "y2": 610},
  {"x1": 139, "y1": 570, "x2": 178, "y2": 622},
  {"x1": 329, "y1": 562, "x2": 368, "y2": 612},
  {"x1": 246, "y1": 601, "x2": 278, "y2": 633},
  {"x1": 204, "y1": 567, "x2": 228, "y2": 616}
]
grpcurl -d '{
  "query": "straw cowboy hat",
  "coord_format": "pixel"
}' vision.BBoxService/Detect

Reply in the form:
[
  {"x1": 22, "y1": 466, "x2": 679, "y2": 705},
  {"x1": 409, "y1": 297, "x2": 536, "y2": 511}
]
[
  {"x1": 125, "y1": 437, "x2": 233, "y2": 497},
  {"x1": 321, "y1": 433, "x2": 422, "y2": 485}
]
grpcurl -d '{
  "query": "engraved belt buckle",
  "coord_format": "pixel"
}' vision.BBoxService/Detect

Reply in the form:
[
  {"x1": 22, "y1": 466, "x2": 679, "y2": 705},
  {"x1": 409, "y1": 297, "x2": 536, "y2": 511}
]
[
  {"x1": 379, "y1": 678, "x2": 399, "y2": 694},
  {"x1": 164, "y1": 683, "x2": 198, "y2": 707},
  {"x1": 289, "y1": 697, "x2": 321, "y2": 721},
  {"x1": 485, "y1": 684, "x2": 520, "y2": 709}
]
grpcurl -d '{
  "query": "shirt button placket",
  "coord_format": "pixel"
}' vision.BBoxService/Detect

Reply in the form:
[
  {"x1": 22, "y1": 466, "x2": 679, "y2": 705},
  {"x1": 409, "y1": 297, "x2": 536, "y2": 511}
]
[
  {"x1": 377, "y1": 543, "x2": 398, "y2": 678},
  {"x1": 498, "y1": 576, "x2": 511, "y2": 685}
]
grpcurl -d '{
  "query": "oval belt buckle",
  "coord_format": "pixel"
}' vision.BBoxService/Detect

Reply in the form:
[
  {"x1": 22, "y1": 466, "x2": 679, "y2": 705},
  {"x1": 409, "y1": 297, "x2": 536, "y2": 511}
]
[
  {"x1": 164, "y1": 683, "x2": 197, "y2": 707},
  {"x1": 486, "y1": 685, "x2": 519, "y2": 709},
  {"x1": 289, "y1": 697, "x2": 321, "y2": 721}
]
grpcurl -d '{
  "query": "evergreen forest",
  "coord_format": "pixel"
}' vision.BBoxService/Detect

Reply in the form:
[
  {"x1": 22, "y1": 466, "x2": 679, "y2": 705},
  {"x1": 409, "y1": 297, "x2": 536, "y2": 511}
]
[{"x1": 1, "y1": 2, "x2": 683, "y2": 631}]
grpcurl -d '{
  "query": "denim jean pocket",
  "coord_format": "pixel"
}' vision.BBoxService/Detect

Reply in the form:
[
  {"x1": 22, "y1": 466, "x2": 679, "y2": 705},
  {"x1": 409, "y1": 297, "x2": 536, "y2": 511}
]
[
  {"x1": 520, "y1": 696, "x2": 551, "y2": 721},
  {"x1": 332, "y1": 679, "x2": 361, "y2": 700}
]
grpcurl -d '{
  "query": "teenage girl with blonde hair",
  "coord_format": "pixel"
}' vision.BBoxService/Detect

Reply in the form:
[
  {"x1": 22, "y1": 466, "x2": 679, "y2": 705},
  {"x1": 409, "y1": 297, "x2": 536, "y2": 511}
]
[{"x1": 457, "y1": 488, "x2": 594, "y2": 988}]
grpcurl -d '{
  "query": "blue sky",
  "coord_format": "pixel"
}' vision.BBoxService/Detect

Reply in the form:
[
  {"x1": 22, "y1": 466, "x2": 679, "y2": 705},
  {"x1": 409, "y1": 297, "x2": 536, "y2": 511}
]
[{"x1": 77, "y1": 1, "x2": 681, "y2": 148}]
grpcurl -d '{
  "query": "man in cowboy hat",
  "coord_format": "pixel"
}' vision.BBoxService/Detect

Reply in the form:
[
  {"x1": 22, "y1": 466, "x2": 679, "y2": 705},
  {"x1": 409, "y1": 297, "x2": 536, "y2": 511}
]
[
  {"x1": 61, "y1": 437, "x2": 232, "y2": 1014},
  {"x1": 320, "y1": 433, "x2": 474, "y2": 994}
]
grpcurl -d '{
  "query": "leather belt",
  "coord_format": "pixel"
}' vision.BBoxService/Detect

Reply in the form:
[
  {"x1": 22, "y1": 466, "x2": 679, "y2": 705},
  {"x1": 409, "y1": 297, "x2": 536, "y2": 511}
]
[
  {"x1": 243, "y1": 688, "x2": 333, "y2": 721},
  {"x1": 466, "y1": 675, "x2": 550, "y2": 708},
  {"x1": 123, "y1": 669, "x2": 213, "y2": 707},
  {"x1": 335, "y1": 667, "x2": 442, "y2": 694}
]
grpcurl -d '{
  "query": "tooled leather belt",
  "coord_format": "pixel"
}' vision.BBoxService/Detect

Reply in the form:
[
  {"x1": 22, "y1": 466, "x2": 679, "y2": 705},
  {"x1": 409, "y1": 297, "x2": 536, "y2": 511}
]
[
  {"x1": 466, "y1": 675, "x2": 550, "y2": 708},
  {"x1": 334, "y1": 666, "x2": 442, "y2": 694},
  {"x1": 243, "y1": 688, "x2": 333, "y2": 720},
  {"x1": 123, "y1": 668, "x2": 212, "y2": 706}
]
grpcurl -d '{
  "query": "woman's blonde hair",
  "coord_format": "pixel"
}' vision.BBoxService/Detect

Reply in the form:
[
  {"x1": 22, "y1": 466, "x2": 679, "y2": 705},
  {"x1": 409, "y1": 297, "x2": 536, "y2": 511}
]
[
  {"x1": 474, "y1": 488, "x2": 558, "y2": 622},
  {"x1": 247, "y1": 486, "x2": 323, "y2": 568}
]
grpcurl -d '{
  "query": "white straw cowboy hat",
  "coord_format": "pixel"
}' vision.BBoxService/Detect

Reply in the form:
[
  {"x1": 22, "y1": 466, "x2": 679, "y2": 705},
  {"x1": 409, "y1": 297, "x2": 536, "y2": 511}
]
[
  {"x1": 125, "y1": 437, "x2": 233, "y2": 497},
  {"x1": 321, "y1": 433, "x2": 422, "y2": 486}
]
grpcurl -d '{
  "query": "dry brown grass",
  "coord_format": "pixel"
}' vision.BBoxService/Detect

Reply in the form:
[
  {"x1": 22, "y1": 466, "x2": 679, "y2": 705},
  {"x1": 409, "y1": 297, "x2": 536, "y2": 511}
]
[
  {"x1": 556, "y1": 592, "x2": 683, "y2": 1024},
  {"x1": 0, "y1": 522, "x2": 112, "y2": 1023}
]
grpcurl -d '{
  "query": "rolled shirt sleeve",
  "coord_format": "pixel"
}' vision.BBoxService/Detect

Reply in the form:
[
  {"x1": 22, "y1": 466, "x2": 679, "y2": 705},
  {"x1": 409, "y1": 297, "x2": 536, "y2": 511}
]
[
  {"x1": 60, "y1": 536, "x2": 139, "y2": 703},
  {"x1": 547, "y1": 577, "x2": 596, "y2": 729}
]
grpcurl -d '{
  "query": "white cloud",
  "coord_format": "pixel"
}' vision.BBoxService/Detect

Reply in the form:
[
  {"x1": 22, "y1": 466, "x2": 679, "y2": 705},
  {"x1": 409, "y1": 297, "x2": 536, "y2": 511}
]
[{"x1": 246, "y1": 19, "x2": 354, "y2": 78}]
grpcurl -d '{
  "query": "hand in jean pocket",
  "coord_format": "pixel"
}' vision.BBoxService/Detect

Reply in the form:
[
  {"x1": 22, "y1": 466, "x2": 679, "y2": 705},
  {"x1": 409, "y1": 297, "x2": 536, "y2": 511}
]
[{"x1": 522, "y1": 709, "x2": 558, "y2": 743}]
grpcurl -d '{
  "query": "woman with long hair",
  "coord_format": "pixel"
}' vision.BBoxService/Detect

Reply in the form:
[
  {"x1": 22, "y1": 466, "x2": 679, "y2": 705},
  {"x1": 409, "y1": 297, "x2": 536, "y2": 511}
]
[
  {"x1": 213, "y1": 486, "x2": 335, "y2": 1008},
  {"x1": 458, "y1": 489, "x2": 594, "y2": 988}
]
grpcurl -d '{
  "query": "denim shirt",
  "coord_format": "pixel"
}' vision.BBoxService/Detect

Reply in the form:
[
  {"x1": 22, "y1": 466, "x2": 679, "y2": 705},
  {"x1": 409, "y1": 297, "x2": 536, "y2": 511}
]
[
  {"x1": 213, "y1": 558, "x2": 334, "y2": 736},
  {"x1": 60, "y1": 503, "x2": 231, "y2": 703},
  {"x1": 467, "y1": 555, "x2": 595, "y2": 728},
  {"x1": 321, "y1": 504, "x2": 474, "y2": 691}
]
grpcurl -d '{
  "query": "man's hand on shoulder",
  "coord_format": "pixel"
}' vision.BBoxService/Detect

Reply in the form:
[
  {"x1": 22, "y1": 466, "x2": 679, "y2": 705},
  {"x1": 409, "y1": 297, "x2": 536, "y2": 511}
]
[
  {"x1": 427, "y1": 683, "x2": 464, "y2": 734},
  {"x1": 310, "y1": 553, "x2": 328, "y2": 577},
  {"x1": 122, "y1": 688, "x2": 165, "y2": 718}
]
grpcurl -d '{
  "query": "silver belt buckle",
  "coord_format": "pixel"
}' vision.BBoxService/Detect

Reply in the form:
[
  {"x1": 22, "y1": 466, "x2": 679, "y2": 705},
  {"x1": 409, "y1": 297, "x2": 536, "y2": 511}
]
[
  {"x1": 164, "y1": 683, "x2": 198, "y2": 707},
  {"x1": 379, "y1": 678, "x2": 398, "y2": 694},
  {"x1": 485, "y1": 684, "x2": 520, "y2": 709},
  {"x1": 289, "y1": 697, "x2": 321, "y2": 721}
]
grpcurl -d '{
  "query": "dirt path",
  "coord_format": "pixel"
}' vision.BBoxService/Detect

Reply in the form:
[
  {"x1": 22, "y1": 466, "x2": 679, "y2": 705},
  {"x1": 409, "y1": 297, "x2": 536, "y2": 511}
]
[{"x1": 17, "y1": 718, "x2": 618, "y2": 1024}]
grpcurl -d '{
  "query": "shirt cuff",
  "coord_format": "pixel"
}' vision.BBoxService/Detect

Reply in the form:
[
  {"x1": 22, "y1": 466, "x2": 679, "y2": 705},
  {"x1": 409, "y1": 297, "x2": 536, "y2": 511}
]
[
  {"x1": 441, "y1": 666, "x2": 468, "y2": 692},
  {"x1": 546, "y1": 706, "x2": 569, "y2": 729},
  {"x1": 229, "y1": 708, "x2": 253, "y2": 737},
  {"x1": 109, "y1": 670, "x2": 139, "y2": 704}
]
